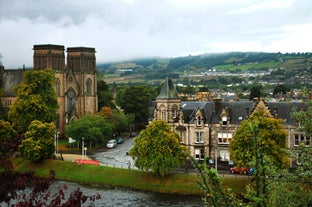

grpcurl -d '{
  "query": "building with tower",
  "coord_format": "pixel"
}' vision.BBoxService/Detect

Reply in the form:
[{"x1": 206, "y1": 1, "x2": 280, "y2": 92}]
[
  {"x1": 33, "y1": 44, "x2": 98, "y2": 137},
  {"x1": 1, "y1": 44, "x2": 98, "y2": 137},
  {"x1": 151, "y1": 78, "x2": 310, "y2": 167}
]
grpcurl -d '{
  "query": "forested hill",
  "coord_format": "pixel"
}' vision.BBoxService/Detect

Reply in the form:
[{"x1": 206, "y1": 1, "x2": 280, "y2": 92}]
[{"x1": 98, "y1": 52, "x2": 312, "y2": 73}]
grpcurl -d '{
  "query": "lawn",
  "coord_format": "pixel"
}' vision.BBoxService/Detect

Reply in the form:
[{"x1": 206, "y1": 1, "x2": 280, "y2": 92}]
[{"x1": 12, "y1": 157, "x2": 252, "y2": 196}]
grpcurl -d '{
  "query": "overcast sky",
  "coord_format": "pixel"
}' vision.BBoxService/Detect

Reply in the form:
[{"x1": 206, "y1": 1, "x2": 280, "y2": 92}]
[{"x1": 0, "y1": 0, "x2": 312, "y2": 68}]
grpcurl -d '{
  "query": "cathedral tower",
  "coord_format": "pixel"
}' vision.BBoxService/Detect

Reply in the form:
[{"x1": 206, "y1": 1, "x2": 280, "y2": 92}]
[
  {"x1": 33, "y1": 44, "x2": 98, "y2": 137},
  {"x1": 33, "y1": 44, "x2": 65, "y2": 71}
]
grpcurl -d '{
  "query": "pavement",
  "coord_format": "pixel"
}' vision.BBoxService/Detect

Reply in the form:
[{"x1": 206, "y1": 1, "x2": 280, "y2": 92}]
[{"x1": 58, "y1": 153, "x2": 91, "y2": 162}]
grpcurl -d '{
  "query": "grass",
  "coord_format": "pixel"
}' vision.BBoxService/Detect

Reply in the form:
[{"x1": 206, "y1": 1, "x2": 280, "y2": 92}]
[{"x1": 12, "y1": 157, "x2": 252, "y2": 195}]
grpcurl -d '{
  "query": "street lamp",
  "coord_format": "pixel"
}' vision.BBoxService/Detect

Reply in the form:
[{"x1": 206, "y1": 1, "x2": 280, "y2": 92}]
[
  {"x1": 54, "y1": 129, "x2": 59, "y2": 157},
  {"x1": 82, "y1": 137, "x2": 85, "y2": 159},
  {"x1": 215, "y1": 146, "x2": 218, "y2": 173}
]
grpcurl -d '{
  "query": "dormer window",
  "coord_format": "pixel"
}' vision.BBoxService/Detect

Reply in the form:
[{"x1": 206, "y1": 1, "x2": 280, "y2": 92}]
[
  {"x1": 222, "y1": 116, "x2": 227, "y2": 127},
  {"x1": 197, "y1": 116, "x2": 202, "y2": 126}
]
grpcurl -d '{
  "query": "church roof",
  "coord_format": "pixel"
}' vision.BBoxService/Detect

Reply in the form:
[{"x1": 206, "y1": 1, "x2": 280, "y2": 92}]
[
  {"x1": 1, "y1": 69, "x2": 25, "y2": 96},
  {"x1": 156, "y1": 78, "x2": 180, "y2": 99}
]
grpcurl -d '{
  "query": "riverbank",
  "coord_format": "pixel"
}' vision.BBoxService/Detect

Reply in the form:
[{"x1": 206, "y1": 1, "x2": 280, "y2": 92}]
[{"x1": 11, "y1": 157, "x2": 251, "y2": 195}]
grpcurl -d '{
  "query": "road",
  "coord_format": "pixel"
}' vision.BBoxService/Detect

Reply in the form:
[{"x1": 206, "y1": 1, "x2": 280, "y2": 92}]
[{"x1": 91, "y1": 137, "x2": 135, "y2": 168}]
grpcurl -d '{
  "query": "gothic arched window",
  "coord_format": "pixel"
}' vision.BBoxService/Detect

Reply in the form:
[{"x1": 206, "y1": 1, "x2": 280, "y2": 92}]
[
  {"x1": 86, "y1": 78, "x2": 92, "y2": 95},
  {"x1": 55, "y1": 78, "x2": 61, "y2": 96},
  {"x1": 67, "y1": 88, "x2": 76, "y2": 118}
]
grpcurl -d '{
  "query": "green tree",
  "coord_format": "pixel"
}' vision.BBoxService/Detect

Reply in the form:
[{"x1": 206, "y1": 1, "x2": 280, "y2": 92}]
[
  {"x1": 116, "y1": 86, "x2": 155, "y2": 130},
  {"x1": 0, "y1": 120, "x2": 19, "y2": 162},
  {"x1": 249, "y1": 85, "x2": 263, "y2": 100},
  {"x1": 230, "y1": 111, "x2": 288, "y2": 168},
  {"x1": 8, "y1": 69, "x2": 58, "y2": 133},
  {"x1": 292, "y1": 100, "x2": 312, "y2": 136},
  {"x1": 273, "y1": 84, "x2": 289, "y2": 96},
  {"x1": 66, "y1": 114, "x2": 112, "y2": 148},
  {"x1": 129, "y1": 120, "x2": 189, "y2": 176},
  {"x1": 97, "y1": 80, "x2": 114, "y2": 110},
  {"x1": 264, "y1": 143, "x2": 312, "y2": 207},
  {"x1": 192, "y1": 158, "x2": 243, "y2": 207},
  {"x1": 230, "y1": 110, "x2": 288, "y2": 207},
  {"x1": 19, "y1": 120, "x2": 55, "y2": 162},
  {"x1": 99, "y1": 106, "x2": 131, "y2": 135}
]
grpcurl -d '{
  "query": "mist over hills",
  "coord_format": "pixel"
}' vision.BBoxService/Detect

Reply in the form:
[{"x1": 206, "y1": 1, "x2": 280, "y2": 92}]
[
  {"x1": 97, "y1": 52, "x2": 312, "y2": 86},
  {"x1": 98, "y1": 52, "x2": 312, "y2": 72}
]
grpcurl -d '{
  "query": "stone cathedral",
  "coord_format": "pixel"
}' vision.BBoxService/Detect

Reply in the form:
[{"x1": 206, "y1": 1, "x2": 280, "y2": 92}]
[{"x1": 33, "y1": 44, "x2": 98, "y2": 137}]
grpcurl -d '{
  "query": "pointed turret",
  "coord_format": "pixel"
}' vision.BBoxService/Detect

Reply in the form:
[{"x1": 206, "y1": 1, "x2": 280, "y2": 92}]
[{"x1": 156, "y1": 77, "x2": 179, "y2": 99}]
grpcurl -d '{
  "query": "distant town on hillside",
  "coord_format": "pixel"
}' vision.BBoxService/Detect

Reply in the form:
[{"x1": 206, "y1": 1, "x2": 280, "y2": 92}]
[{"x1": 97, "y1": 52, "x2": 312, "y2": 91}]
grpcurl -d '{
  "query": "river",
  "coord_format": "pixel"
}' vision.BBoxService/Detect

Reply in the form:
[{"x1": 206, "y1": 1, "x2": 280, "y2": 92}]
[{"x1": 50, "y1": 181, "x2": 204, "y2": 207}]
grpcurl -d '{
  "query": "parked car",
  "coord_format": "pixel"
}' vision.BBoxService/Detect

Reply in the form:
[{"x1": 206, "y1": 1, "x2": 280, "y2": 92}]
[
  {"x1": 116, "y1": 137, "x2": 124, "y2": 144},
  {"x1": 229, "y1": 166, "x2": 249, "y2": 174},
  {"x1": 106, "y1": 139, "x2": 117, "y2": 149}
]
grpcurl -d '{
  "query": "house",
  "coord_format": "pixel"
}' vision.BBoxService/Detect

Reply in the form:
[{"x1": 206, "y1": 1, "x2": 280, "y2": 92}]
[{"x1": 150, "y1": 78, "x2": 309, "y2": 167}]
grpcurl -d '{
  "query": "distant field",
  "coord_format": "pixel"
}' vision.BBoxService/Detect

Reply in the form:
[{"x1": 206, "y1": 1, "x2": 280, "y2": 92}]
[{"x1": 214, "y1": 61, "x2": 281, "y2": 71}]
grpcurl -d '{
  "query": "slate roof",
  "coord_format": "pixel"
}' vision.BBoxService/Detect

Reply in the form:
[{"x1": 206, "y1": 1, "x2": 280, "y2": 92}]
[
  {"x1": 210, "y1": 100, "x2": 254, "y2": 124},
  {"x1": 151, "y1": 98, "x2": 305, "y2": 125},
  {"x1": 151, "y1": 78, "x2": 306, "y2": 126},
  {"x1": 156, "y1": 78, "x2": 179, "y2": 99},
  {"x1": 1, "y1": 69, "x2": 25, "y2": 96}
]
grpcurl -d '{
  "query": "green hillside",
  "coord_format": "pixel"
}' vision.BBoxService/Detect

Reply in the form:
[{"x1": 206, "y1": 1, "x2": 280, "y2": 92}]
[{"x1": 97, "y1": 52, "x2": 312, "y2": 85}]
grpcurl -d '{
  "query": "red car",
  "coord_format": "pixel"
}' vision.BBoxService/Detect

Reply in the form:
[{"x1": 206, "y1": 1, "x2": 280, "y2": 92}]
[{"x1": 229, "y1": 167, "x2": 249, "y2": 174}]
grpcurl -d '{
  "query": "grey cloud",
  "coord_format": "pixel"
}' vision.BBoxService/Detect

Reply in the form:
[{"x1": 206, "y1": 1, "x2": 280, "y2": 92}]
[{"x1": 1, "y1": 0, "x2": 312, "y2": 68}]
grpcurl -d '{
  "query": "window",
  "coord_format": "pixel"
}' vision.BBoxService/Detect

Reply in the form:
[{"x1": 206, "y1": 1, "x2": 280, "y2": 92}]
[
  {"x1": 173, "y1": 108, "x2": 177, "y2": 118},
  {"x1": 55, "y1": 78, "x2": 61, "y2": 96},
  {"x1": 195, "y1": 132, "x2": 204, "y2": 143},
  {"x1": 86, "y1": 78, "x2": 92, "y2": 95},
  {"x1": 294, "y1": 134, "x2": 311, "y2": 146},
  {"x1": 197, "y1": 116, "x2": 202, "y2": 126},
  {"x1": 220, "y1": 150, "x2": 230, "y2": 161},
  {"x1": 218, "y1": 133, "x2": 232, "y2": 144},
  {"x1": 161, "y1": 110, "x2": 166, "y2": 121},
  {"x1": 195, "y1": 148, "x2": 205, "y2": 160},
  {"x1": 222, "y1": 116, "x2": 227, "y2": 127},
  {"x1": 67, "y1": 88, "x2": 76, "y2": 118}
]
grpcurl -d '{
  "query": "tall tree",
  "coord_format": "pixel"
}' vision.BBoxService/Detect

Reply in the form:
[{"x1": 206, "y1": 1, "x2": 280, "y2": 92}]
[
  {"x1": 249, "y1": 85, "x2": 263, "y2": 100},
  {"x1": 8, "y1": 69, "x2": 58, "y2": 133},
  {"x1": 230, "y1": 111, "x2": 288, "y2": 168},
  {"x1": 230, "y1": 110, "x2": 288, "y2": 206},
  {"x1": 129, "y1": 120, "x2": 189, "y2": 176},
  {"x1": 19, "y1": 120, "x2": 55, "y2": 162},
  {"x1": 116, "y1": 86, "x2": 154, "y2": 130},
  {"x1": 0, "y1": 119, "x2": 20, "y2": 168},
  {"x1": 97, "y1": 80, "x2": 114, "y2": 110}
]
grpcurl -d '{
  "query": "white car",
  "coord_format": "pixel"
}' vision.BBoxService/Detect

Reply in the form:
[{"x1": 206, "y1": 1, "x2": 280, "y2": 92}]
[{"x1": 106, "y1": 139, "x2": 117, "y2": 149}]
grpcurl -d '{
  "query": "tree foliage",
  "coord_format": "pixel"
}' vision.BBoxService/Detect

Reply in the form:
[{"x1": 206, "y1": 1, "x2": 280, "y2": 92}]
[
  {"x1": 230, "y1": 111, "x2": 288, "y2": 168},
  {"x1": 262, "y1": 143, "x2": 312, "y2": 207},
  {"x1": 192, "y1": 158, "x2": 243, "y2": 207},
  {"x1": 66, "y1": 114, "x2": 112, "y2": 146},
  {"x1": 129, "y1": 120, "x2": 189, "y2": 176},
  {"x1": 97, "y1": 80, "x2": 114, "y2": 110},
  {"x1": 0, "y1": 119, "x2": 18, "y2": 158},
  {"x1": 1, "y1": 170, "x2": 101, "y2": 206},
  {"x1": 249, "y1": 85, "x2": 263, "y2": 100},
  {"x1": 8, "y1": 69, "x2": 58, "y2": 133},
  {"x1": 273, "y1": 84, "x2": 289, "y2": 95},
  {"x1": 292, "y1": 100, "x2": 312, "y2": 136},
  {"x1": 116, "y1": 86, "x2": 156, "y2": 129},
  {"x1": 19, "y1": 120, "x2": 55, "y2": 162}
]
